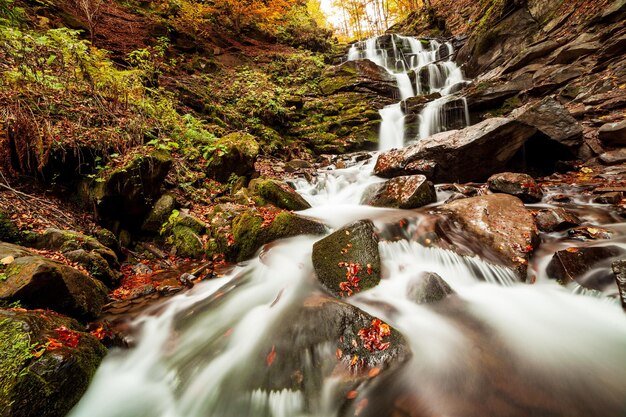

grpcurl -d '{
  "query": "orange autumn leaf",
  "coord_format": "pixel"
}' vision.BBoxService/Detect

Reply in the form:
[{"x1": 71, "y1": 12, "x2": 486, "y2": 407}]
[
  {"x1": 346, "y1": 390, "x2": 358, "y2": 399},
  {"x1": 266, "y1": 345, "x2": 276, "y2": 367}
]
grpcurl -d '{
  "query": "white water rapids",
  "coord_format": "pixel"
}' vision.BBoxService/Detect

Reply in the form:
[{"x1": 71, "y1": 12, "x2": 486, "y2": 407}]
[{"x1": 69, "y1": 36, "x2": 626, "y2": 417}]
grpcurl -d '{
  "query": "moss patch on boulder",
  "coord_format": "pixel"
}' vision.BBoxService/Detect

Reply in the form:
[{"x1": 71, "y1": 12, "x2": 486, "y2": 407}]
[{"x1": 0, "y1": 309, "x2": 106, "y2": 417}]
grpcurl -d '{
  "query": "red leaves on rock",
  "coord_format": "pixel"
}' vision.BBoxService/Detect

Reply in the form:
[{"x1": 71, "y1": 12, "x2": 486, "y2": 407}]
[
  {"x1": 266, "y1": 345, "x2": 277, "y2": 367},
  {"x1": 42, "y1": 326, "x2": 83, "y2": 353},
  {"x1": 346, "y1": 390, "x2": 358, "y2": 399},
  {"x1": 259, "y1": 207, "x2": 280, "y2": 228},
  {"x1": 89, "y1": 323, "x2": 109, "y2": 341},
  {"x1": 358, "y1": 319, "x2": 391, "y2": 352},
  {"x1": 338, "y1": 262, "x2": 361, "y2": 297}
]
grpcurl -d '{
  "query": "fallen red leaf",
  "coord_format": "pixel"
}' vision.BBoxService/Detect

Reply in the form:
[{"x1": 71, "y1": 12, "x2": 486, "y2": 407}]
[{"x1": 266, "y1": 345, "x2": 276, "y2": 367}]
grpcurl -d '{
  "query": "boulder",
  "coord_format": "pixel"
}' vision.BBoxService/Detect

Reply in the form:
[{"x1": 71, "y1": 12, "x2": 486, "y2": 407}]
[
  {"x1": 547, "y1": 246, "x2": 623, "y2": 288},
  {"x1": 406, "y1": 272, "x2": 453, "y2": 304},
  {"x1": 598, "y1": 120, "x2": 626, "y2": 147},
  {"x1": 63, "y1": 249, "x2": 121, "y2": 288},
  {"x1": 374, "y1": 118, "x2": 537, "y2": 183},
  {"x1": 249, "y1": 178, "x2": 311, "y2": 211},
  {"x1": 318, "y1": 59, "x2": 399, "y2": 99},
  {"x1": 511, "y1": 97, "x2": 583, "y2": 152},
  {"x1": 243, "y1": 294, "x2": 410, "y2": 396},
  {"x1": 436, "y1": 194, "x2": 539, "y2": 277},
  {"x1": 533, "y1": 208, "x2": 581, "y2": 232},
  {"x1": 612, "y1": 260, "x2": 626, "y2": 310},
  {"x1": 599, "y1": 149, "x2": 626, "y2": 165},
  {"x1": 229, "y1": 209, "x2": 326, "y2": 262},
  {"x1": 141, "y1": 194, "x2": 177, "y2": 233},
  {"x1": 312, "y1": 220, "x2": 381, "y2": 297},
  {"x1": 85, "y1": 150, "x2": 172, "y2": 227},
  {"x1": 171, "y1": 225, "x2": 205, "y2": 259},
  {"x1": 0, "y1": 309, "x2": 106, "y2": 417},
  {"x1": 0, "y1": 245, "x2": 108, "y2": 319},
  {"x1": 487, "y1": 172, "x2": 544, "y2": 203},
  {"x1": 35, "y1": 228, "x2": 119, "y2": 271},
  {"x1": 362, "y1": 175, "x2": 436, "y2": 209},
  {"x1": 0, "y1": 211, "x2": 23, "y2": 244},
  {"x1": 205, "y1": 132, "x2": 260, "y2": 182}
]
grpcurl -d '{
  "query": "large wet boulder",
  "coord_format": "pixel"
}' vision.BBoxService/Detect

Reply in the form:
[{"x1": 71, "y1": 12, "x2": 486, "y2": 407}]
[
  {"x1": 319, "y1": 59, "x2": 399, "y2": 99},
  {"x1": 205, "y1": 132, "x2": 260, "y2": 182},
  {"x1": 83, "y1": 150, "x2": 172, "y2": 227},
  {"x1": 487, "y1": 172, "x2": 543, "y2": 203},
  {"x1": 374, "y1": 118, "x2": 537, "y2": 183},
  {"x1": 312, "y1": 220, "x2": 381, "y2": 297},
  {"x1": 511, "y1": 97, "x2": 583, "y2": 153},
  {"x1": 251, "y1": 294, "x2": 410, "y2": 393},
  {"x1": 547, "y1": 246, "x2": 623, "y2": 289},
  {"x1": 436, "y1": 194, "x2": 539, "y2": 277},
  {"x1": 598, "y1": 120, "x2": 626, "y2": 147},
  {"x1": 228, "y1": 209, "x2": 326, "y2": 262},
  {"x1": 362, "y1": 175, "x2": 436, "y2": 209},
  {"x1": 249, "y1": 178, "x2": 311, "y2": 211},
  {"x1": 34, "y1": 228, "x2": 120, "y2": 286},
  {"x1": 406, "y1": 272, "x2": 454, "y2": 305},
  {"x1": 0, "y1": 308, "x2": 106, "y2": 417},
  {"x1": 0, "y1": 243, "x2": 108, "y2": 320}
]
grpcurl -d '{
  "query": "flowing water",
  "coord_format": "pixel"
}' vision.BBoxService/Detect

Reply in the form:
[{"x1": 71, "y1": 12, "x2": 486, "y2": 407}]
[
  {"x1": 347, "y1": 35, "x2": 470, "y2": 149},
  {"x1": 70, "y1": 36, "x2": 626, "y2": 417}
]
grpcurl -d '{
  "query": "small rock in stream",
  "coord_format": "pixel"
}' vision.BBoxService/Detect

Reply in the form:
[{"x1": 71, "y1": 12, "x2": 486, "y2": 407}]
[
  {"x1": 361, "y1": 175, "x2": 436, "y2": 209},
  {"x1": 534, "y1": 207, "x2": 581, "y2": 232},
  {"x1": 488, "y1": 172, "x2": 544, "y2": 203},
  {"x1": 407, "y1": 272, "x2": 454, "y2": 305},
  {"x1": 546, "y1": 246, "x2": 623, "y2": 287}
]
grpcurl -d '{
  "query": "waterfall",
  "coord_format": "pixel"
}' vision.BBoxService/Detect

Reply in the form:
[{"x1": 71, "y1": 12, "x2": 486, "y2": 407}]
[
  {"x1": 347, "y1": 35, "x2": 470, "y2": 148},
  {"x1": 67, "y1": 34, "x2": 626, "y2": 417}
]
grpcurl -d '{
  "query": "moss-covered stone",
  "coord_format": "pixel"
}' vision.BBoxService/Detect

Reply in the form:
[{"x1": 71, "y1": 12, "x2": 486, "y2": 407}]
[
  {"x1": 171, "y1": 225, "x2": 205, "y2": 259},
  {"x1": 0, "y1": 309, "x2": 106, "y2": 417},
  {"x1": 229, "y1": 209, "x2": 326, "y2": 262},
  {"x1": 0, "y1": 211, "x2": 22, "y2": 244},
  {"x1": 142, "y1": 194, "x2": 177, "y2": 233},
  {"x1": 205, "y1": 132, "x2": 260, "y2": 183},
  {"x1": 84, "y1": 150, "x2": 173, "y2": 227},
  {"x1": 249, "y1": 178, "x2": 311, "y2": 211},
  {"x1": 312, "y1": 220, "x2": 381, "y2": 298},
  {"x1": 63, "y1": 249, "x2": 121, "y2": 288},
  {"x1": 35, "y1": 228, "x2": 119, "y2": 270},
  {"x1": 0, "y1": 253, "x2": 108, "y2": 320}
]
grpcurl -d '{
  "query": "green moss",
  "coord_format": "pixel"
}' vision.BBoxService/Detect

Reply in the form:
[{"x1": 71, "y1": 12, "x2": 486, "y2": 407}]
[
  {"x1": 172, "y1": 225, "x2": 205, "y2": 259},
  {"x1": 252, "y1": 179, "x2": 311, "y2": 211},
  {"x1": 0, "y1": 213, "x2": 23, "y2": 244},
  {"x1": 0, "y1": 318, "x2": 33, "y2": 411}
]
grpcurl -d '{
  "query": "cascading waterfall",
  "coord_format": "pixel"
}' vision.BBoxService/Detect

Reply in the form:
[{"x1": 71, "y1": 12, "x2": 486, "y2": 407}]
[
  {"x1": 346, "y1": 34, "x2": 470, "y2": 149},
  {"x1": 69, "y1": 35, "x2": 626, "y2": 417}
]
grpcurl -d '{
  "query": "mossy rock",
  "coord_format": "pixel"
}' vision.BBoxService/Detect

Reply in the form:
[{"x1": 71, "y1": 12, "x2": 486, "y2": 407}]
[
  {"x1": 312, "y1": 220, "x2": 381, "y2": 298},
  {"x1": 35, "y1": 228, "x2": 119, "y2": 270},
  {"x1": 142, "y1": 194, "x2": 177, "y2": 234},
  {"x1": 0, "y1": 309, "x2": 106, "y2": 417},
  {"x1": 63, "y1": 249, "x2": 121, "y2": 288},
  {"x1": 171, "y1": 225, "x2": 205, "y2": 259},
  {"x1": 229, "y1": 209, "x2": 326, "y2": 262},
  {"x1": 0, "y1": 211, "x2": 23, "y2": 244},
  {"x1": 86, "y1": 150, "x2": 173, "y2": 227},
  {"x1": 249, "y1": 178, "x2": 311, "y2": 211},
  {"x1": 205, "y1": 132, "x2": 260, "y2": 183},
  {"x1": 0, "y1": 250, "x2": 108, "y2": 320}
]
